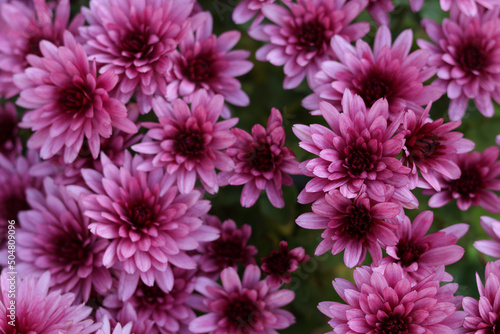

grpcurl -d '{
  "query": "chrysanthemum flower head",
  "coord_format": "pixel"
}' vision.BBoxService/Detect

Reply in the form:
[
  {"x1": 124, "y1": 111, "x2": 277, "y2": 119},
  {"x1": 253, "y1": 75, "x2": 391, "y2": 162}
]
[
  {"x1": 304, "y1": 25, "x2": 442, "y2": 120},
  {"x1": 418, "y1": 6, "x2": 500, "y2": 120},
  {"x1": 77, "y1": 152, "x2": 217, "y2": 291},
  {"x1": 80, "y1": 0, "x2": 194, "y2": 113},
  {"x1": 189, "y1": 265, "x2": 295, "y2": 334},
  {"x1": 15, "y1": 31, "x2": 137, "y2": 163},
  {"x1": 320, "y1": 263, "x2": 465, "y2": 333},
  {"x1": 294, "y1": 90, "x2": 415, "y2": 207},
  {"x1": 218, "y1": 107, "x2": 300, "y2": 208},
  {"x1": 250, "y1": 0, "x2": 369, "y2": 89},
  {"x1": 296, "y1": 190, "x2": 401, "y2": 268},
  {"x1": 133, "y1": 91, "x2": 238, "y2": 195},
  {"x1": 166, "y1": 13, "x2": 253, "y2": 118},
  {"x1": 261, "y1": 241, "x2": 308, "y2": 288}
]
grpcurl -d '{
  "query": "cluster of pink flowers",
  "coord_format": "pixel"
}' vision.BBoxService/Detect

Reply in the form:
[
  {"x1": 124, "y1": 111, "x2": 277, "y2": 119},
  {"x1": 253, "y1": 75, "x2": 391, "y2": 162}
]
[{"x1": 2, "y1": 0, "x2": 500, "y2": 333}]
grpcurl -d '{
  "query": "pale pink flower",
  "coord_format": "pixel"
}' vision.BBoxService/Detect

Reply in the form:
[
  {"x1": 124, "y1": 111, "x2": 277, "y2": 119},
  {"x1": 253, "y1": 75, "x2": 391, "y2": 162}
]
[
  {"x1": 418, "y1": 6, "x2": 500, "y2": 120},
  {"x1": 166, "y1": 14, "x2": 253, "y2": 118},
  {"x1": 474, "y1": 216, "x2": 500, "y2": 258},
  {"x1": 319, "y1": 264, "x2": 465, "y2": 333},
  {"x1": 381, "y1": 211, "x2": 468, "y2": 281},
  {"x1": 80, "y1": 0, "x2": 194, "y2": 113},
  {"x1": 425, "y1": 146, "x2": 500, "y2": 213},
  {"x1": 304, "y1": 26, "x2": 442, "y2": 120},
  {"x1": 293, "y1": 90, "x2": 416, "y2": 207},
  {"x1": 17, "y1": 177, "x2": 112, "y2": 303},
  {"x1": 261, "y1": 241, "x2": 308, "y2": 288},
  {"x1": 296, "y1": 190, "x2": 401, "y2": 268},
  {"x1": 133, "y1": 92, "x2": 237, "y2": 194},
  {"x1": 0, "y1": 271, "x2": 99, "y2": 333},
  {"x1": 189, "y1": 265, "x2": 295, "y2": 334},
  {"x1": 402, "y1": 106, "x2": 475, "y2": 190},
  {"x1": 249, "y1": 0, "x2": 369, "y2": 89},
  {"x1": 0, "y1": 0, "x2": 83, "y2": 98},
  {"x1": 463, "y1": 260, "x2": 500, "y2": 332},
  {"x1": 15, "y1": 32, "x2": 137, "y2": 163},
  {"x1": 78, "y1": 152, "x2": 218, "y2": 291},
  {"x1": 218, "y1": 108, "x2": 300, "y2": 208}
]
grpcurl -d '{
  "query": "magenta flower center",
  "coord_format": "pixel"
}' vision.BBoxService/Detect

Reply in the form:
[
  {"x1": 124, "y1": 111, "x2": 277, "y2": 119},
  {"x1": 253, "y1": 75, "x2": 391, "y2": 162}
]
[
  {"x1": 136, "y1": 282, "x2": 166, "y2": 306},
  {"x1": 345, "y1": 206, "x2": 372, "y2": 238},
  {"x1": 396, "y1": 238, "x2": 426, "y2": 267},
  {"x1": 248, "y1": 142, "x2": 275, "y2": 173},
  {"x1": 459, "y1": 43, "x2": 486, "y2": 72},
  {"x1": 175, "y1": 129, "x2": 206, "y2": 158},
  {"x1": 262, "y1": 250, "x2": 291, "y2": 276},
  {"x1": 407, "y1": 132, "x2": 441, "y2": 162},
  {"x1": 357, "y1": 75, "x2": 391, "y2": 106},
  {"x1": 344, "y1": 146, "x2": 374, "y2": 177},
  {"x1": 209, "y1": 239, "x2": 245, "y2": 267},
  {"x1": 59, "y1": 86, "x2": 92, "y2": 114},
  {"x1": 224, "y1": 293, "x2": 260, "y2": 331},
  {"x1": 121, "y1": 29, "x2": 152, "y2": 59},
  {"x1": 54, "y1": 232, "x2": 91, "y2": 265},
  {"x1": 126, "y1": 202, "x2": 155, "y2": 229},
  {"x1": 298, "y1": 20, "x2": 326, "y2": 53},
  {"x1": 375, "y1": 314, "x2": 408, "y2": 334},
  {"x1": 449, "y1": 168, "x2": 483, "y2": 197},
  {"x1": 187, "y1": 54, "x2": 215, "y2": 83}
]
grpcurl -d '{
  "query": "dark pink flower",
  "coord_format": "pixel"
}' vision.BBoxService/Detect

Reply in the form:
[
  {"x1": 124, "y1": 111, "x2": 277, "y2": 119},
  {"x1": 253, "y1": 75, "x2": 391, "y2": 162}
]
[
  {"x1": 0, "y1": 0, "x2": 83, "y2": 98},
  {"x1": 293, "y1": 90, "x2": 415, "y2": 207},
  {"x1": 166, "y1": 15, "x2": 253, "y2": 118},
  {"x1": 381, "y1": 211, "x2": 468, "y2": 281},
  {"x1": 189, "y1": 265, "x2": 295, "y2": 334},
  {"x1": 319, "y1": 264, "x2": 465, "y2": 333},
  {"x1": 0, "y1": 271, "x2": 99, "y2": 333},
  {"x1": 296, "y1": 190, "x2": 401, "y2": 268},
  {"x1": 261, "y1": 241, "x2": 308, "y2": 288},
  {"x1": 78, "y1": 152, "x2": 218, "y2": 291},
  {"x1": 17, "y1": 177, "x2": 112, "y2": 303},
  {"x1": 15, "y1": 32, "x2": 137, "y2": 163},
  {"x1": 197, "y1": 215, "x2": 257, "y2": 275},
  {"x1": 425, "y1": 146, "x2": 500, "y2": 213},
  {"x1": 463, "y1": 260, "x2": 500, "y2": 332},
  {"x1": 133, "y1": 92, "x2": 237, "y2": 194},
  {"x1": 402, "y1": 106, "x2": 475, "y2": 190},
  {"x1": 304, "y1": 26, "x2": 442, "y2": 120},
  {"x1": 0, "y1": 103, "x2": 21, "y2": 159},
  {"x1": 418, "y1": 7, "x2": 500, "y2": 120},
  {"x1": 249, "y1": 0, "x2": 369, "y2": 89},
  {"x1": 474, "y1": 216, "x2": 500, "y2": 258},
  {"x1": 80, "y1": 0, "x2": 193, "y2": 113},
  {"x1": 218, "y1": 108, "x2": 300, "y2": 208}
]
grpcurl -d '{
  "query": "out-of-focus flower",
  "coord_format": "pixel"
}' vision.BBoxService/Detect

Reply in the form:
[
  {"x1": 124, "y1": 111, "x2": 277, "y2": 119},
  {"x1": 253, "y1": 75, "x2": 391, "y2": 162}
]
[
  {"x1": 425, "y1": 146, "x2": 500, "y2": 213},
  {"x1": 80, "y1": 0, "x2": 194, "y2": 113},
  {"x1": 15, "y1": 32, "x2": 137, "y2": 163},
  {"x1": 294, "y1": 90, "x2": 415, "y2": 207},
  {"x1": 381, "y1": 211, "x2": 468, "y2": 281},
  {"x1": 296, "y1": 190, "x2": 400, "y2": 268},
  {"x1": 440, "y1": 0, "x2": 498, "y2": 16},
  {"x1": 304, "y1": 26, "x2": 442, "y2": 120},
  {"x1": 418, "y1": 7, "x2": 500, "y2": 120},
  {"x1": 319, "y1": 264, "x2": 465, "y2": 333},
  {"x1": 250, "y1": 0, "x2": 369, "y2": 89},
  {"x1": 218, "y1": 108, "x2": 300, "y2": 208},
  {"x1": 167, "y1": 14, "x2": 253, "y2": 118},
  {"x1": 474, "y1": 216, "x2": 500, "y2": 258},
  {"x1": 189, "y1": 265, "x2": 295, "y2": 334},
  {"x1": 261, "y1": 241, "x2": 308, "y2": 287},
  {"x1": 366, "y1": 0, "x2": 394, "y2": 25},
  {"x1": 133, "y1": 92, "x2": 237, "y2": 195}
]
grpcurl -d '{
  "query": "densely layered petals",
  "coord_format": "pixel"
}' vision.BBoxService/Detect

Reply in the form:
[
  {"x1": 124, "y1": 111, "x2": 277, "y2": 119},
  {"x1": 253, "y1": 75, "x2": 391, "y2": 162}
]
[{"x1": 261, "y1": 241, "x2": 308, "y2": 288}]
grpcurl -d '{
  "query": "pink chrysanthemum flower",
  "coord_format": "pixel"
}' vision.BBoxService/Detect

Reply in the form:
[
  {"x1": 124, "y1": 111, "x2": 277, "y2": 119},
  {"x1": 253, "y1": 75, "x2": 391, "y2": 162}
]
[
  {"x1": 402, "y1": 106, "x2": 475, "y2": 190},
  {"x1": 132, "y1": 92, "x2": 237, "y2": 195},
  {"x1": 296, "y1": 190, "x2": 401, "y2": 268},
  {"x1": 261, "y1": 241, "x2": 308, "y2": 288},
  {"x1": 80, "y1": 0, "x2": 193, "y2": 113},
  {"x1": 381, "y1": 211, "x2": 468, "y2": 281},
  {"x1": 78, "y1": 152, "x2": 217, "y2": 291},
  {"x1": 474, "y1": 216, "x2": 500, "y2": 258},
  {"x1": 197, "y1": 215, "x2": 257, "y2": 275},
  {"x1": 249, "y1": 0, "x2": 369, "y2": 89},
  {"x1": 440, "y1": 0, "x2": 498, "y2": 16},
  {"x1": 0, "y1": 0, "x2": 83, "y2": 98},
  {"x1": 96, "y1": 315, "x2": 133, "y2": 334},
  {"x1": 166, "y1": 14, "x2": 253, "y2": 118},
  {"x1": 304, "y1": 26, "x2": 442, "y2": 120},
  {"x1": 319, "y1": 263, "x2": 465, "y2": 334},
  {"x1": 218, "y1": 108, "x2": 300, "y2": 208},
  {"x1": 189, "y1": 265, "x2": 295, "y2": 334},
  {"x1": 17, "y1": 177, "x2": 112, "y2": 303},
  {"x1": 418, "y1": 7, "x2": 500, "y2": 120},
  {"x1": 463, "y1": 261, "x2": 500, "y2": 332},
  {"x1": 293, "y1": 90, "x2": 415, "y2": 207},
  {"x1": 15, "y1": 32, "x2": 137, "y2": 163},
  {"x1": 0, "y1": 103, "x2": 21, "y2": 159},
  {"x1": 0, "y1": 271, "x2": 99, "y2": 333},
  {"x1": 425, "y1": 146, "x2": 500, "y2": 213}
]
